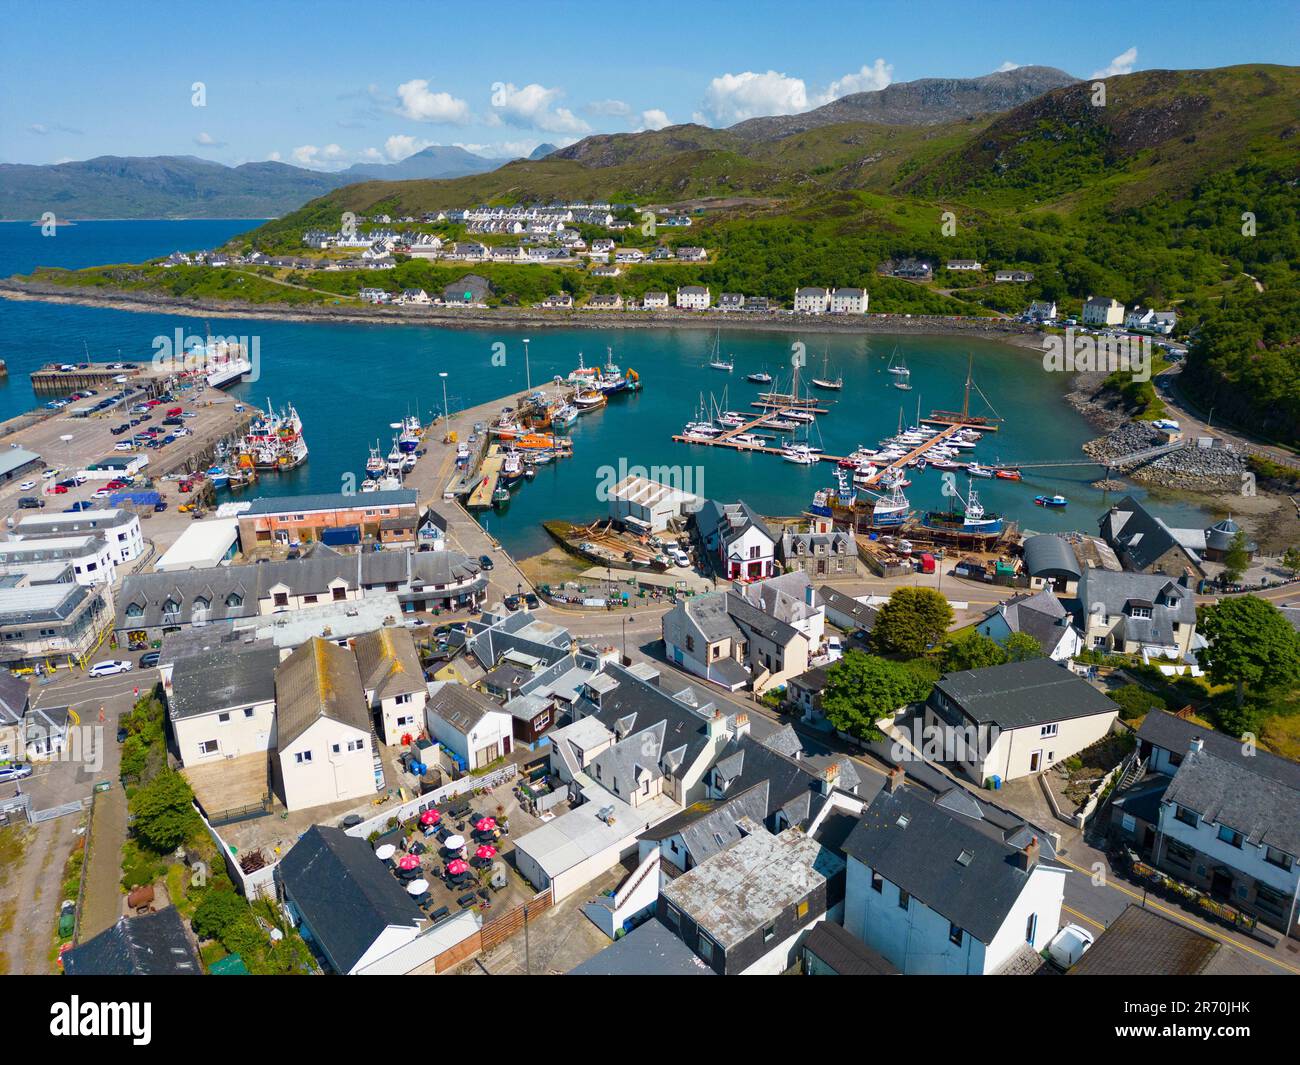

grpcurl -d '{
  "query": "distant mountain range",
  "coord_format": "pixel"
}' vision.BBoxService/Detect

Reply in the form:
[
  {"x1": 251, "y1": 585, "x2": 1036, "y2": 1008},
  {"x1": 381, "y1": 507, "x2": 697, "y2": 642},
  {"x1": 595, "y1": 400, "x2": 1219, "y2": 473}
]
[{"x1": 0, "y1": 147, "x2": 504, "y2": 220}]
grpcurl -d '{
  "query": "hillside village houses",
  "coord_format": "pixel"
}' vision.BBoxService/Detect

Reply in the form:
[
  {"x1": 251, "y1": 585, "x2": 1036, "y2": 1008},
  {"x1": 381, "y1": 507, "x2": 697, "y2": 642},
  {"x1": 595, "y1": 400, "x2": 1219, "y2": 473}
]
[
  {"x1": 946, "y1": 259, "x2": 982, "y2": 271},
  {"x1": 994, "y1": 269, "x2": 1034, "y2": 283},
  {"x1": 1082, "y1": 295, "x2": 1125, "y2": 326},
  {"x1": 676, "y1": 285, "x2": 711, "y2": 310}
]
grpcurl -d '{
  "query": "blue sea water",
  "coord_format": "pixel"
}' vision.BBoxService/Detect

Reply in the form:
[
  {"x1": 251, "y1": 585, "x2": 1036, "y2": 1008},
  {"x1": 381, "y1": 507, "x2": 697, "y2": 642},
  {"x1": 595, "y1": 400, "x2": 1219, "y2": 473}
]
[{"x1": 0, "y1": 220, "x2": 1214, "y2": 559}]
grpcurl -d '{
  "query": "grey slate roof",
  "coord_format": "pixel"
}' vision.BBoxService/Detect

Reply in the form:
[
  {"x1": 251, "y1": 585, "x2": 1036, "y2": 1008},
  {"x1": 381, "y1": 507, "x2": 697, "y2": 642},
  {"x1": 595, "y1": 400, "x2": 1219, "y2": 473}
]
[
  {"x1": 1163, "y1": 747, "x2": 1300, "y2": 854},
  {"x1": 243, "y1": 489, "x2": 417, "y2": 515},
  {"x1": 816, "y1": 586, "x2": 878, "y2": 631},
  {"x1": 1099, "y1": 495, "x2": 1203, "y2": 573},
  {"x1": 277, "y1": 825, "x2": 424, "y2": 973},
  {"x1": 568, "y1": 918, "x2": 714, "y2": 975},
  {"x1": 1022, "y1": 534, "x2": 1082, "y2": 580},
  {"x1": 710, "y1": 733, "x2": 829, "y2": 827},
  {"x1": 842, "y1": 786, "x2": 1059, "y2": 944},
  {"x1": 0, "y1": 671, "x2": 30, "y2": 724},
  {"x1": 932, "y1": 657, "x2": 1117, "y2": 730},
  {"x1": 63, "y1": 906, "x2": 200, "y2": 975},
  {"x1": 1136, "y1": 710, "x2": 1300, "y2": 792},
  {"x1": 426, "y1": 681, "x2": 502, "y2": 734},
  {"x1": 638, "y1": 782, "x2": 771, "y2": 867},
  {"x1": 981, "y1": 589, "x2": 1076, "y2": 654},
  {"x1": 169, "y1": 644, "x2": 280, "y2": 721},
  {"x1": 802, "y1": 919, "x2": 900, "y2": 975}
]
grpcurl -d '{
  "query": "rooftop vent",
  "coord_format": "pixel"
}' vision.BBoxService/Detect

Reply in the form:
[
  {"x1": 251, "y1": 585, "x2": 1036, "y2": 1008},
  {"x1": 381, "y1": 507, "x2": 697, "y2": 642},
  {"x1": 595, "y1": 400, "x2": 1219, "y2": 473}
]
[{"x1": 956, "y1": 849, "x2": 974, "y2": 866}]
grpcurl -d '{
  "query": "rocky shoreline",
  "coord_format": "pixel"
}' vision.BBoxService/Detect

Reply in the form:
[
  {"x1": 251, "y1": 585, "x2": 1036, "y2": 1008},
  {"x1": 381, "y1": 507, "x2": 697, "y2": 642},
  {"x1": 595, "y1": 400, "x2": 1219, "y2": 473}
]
[{"x1": 0, "y1": 276, "x2": 1043, "y2": 342}]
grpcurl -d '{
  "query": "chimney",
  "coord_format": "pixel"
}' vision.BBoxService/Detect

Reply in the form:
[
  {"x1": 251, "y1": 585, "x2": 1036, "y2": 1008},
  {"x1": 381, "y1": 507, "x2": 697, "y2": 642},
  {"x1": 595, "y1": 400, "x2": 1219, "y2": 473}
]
[
  {"x1": 731, "y1": 712, "x2": 752, "y2": 739},
  {"x1": 820, "y1": 761, "x2": 841, "y2": 795},
  {"x1": 1015, "y1": 836, "x2": 1039, "y2": 872},
  {"x1": 886, "y1": 766, "x2": 905, "y2": 794},
  {"x1": 1189, "y1": 736, "x2": 1204, "y2": 756},
  {"x1": 707, "y1": 708, "x2": 727, "y2": 739}
]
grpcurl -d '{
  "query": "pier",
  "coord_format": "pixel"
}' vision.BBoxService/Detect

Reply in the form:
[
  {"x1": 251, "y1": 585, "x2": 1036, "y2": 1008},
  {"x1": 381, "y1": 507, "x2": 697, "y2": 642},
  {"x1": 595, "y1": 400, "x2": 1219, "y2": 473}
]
[
  {"x1": 29, "y1": 363, "x2": 166, "y2": 396},
  {"x1": 466, "y1": 447, "x2": 505, "y2": 509}
]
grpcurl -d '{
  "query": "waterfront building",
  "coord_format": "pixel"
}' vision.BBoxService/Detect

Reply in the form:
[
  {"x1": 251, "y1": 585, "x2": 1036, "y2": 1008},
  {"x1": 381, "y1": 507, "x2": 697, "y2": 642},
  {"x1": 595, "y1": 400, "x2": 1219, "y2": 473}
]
[
  {"x1": 693, "y1": 499, "x2": 776, "y2": 581},
  {"x1": 642, "y1": 291, "x2": 669, "y2": 309},
  {"x1": 607, "y1": 474, "x2": 701, "y2": 533},
  {"x1": 237, "y1": 489, "x2": 419, "y2": 550},
  {"x1": 675, "y1": 285, "x2": 711, "y2": 310},
  {"x1": 793, "y1": 286, "x2": 831, "y2": 313},
  {"x1": 1076, "y1": 568, "x2": 1199, "y2": 660},
  {"x1": 1098, "y1": 495, "x2": 1206, "y2": 579},
  {"x1": 11, "y1": 507, "x2": 144, "y2": 564},
  {"x1": 777, "y1": 515, "x2": 855, "y2": 578},
  {"x1": 829, "y1": 287, "x2": 869, "y2": 314},
  {"x1": 1082, "y1": 295, "x2": 1125, "y2": 326}
]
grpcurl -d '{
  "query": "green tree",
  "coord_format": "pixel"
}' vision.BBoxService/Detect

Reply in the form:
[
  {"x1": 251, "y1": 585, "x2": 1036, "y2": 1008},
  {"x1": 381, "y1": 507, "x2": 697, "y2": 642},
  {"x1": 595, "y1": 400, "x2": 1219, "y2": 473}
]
[
  {"x1": 938, "y1": 631, "x2": 1007, "y2": 672},
  {"x1": 1109, "y1": 684, "x2": 1168, "y2": 721},
  {"x1": 872, "y1": 588, "x2": 954, "y2": 657},
  {"x1": 1220, "y1": 529, "x2": 1251, "y2": 584},
  {"x1": 1004, "y1": 631, "x2": 1045, "y2": 662},
  {"x1": 820, "y1": 651, "x2": 932, "y2": 740},
  {"x1": 1196, "y1": 596, "x2": 1300, "y2": 709},
  {"x1": 1283, "y1": 547, "x2": 1300, "y2": 578},
  {"x1": 129, "y1": 770, "x2": 202, "y2": 853},
  {"x1": 192, "y1": 889, "x2": 247, "y2": 941}
]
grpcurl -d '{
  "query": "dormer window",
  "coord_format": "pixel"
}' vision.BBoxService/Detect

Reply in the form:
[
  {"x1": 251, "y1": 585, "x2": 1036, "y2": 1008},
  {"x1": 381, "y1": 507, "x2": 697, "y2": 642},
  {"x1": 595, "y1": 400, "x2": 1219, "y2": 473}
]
[
  {"x1": 162, "y1": 597, "x2": 180, "y2": 615},
  {"x1": 225, "y1": 592, "x2": 243, "y2": 608},
  {"x1": 125, "y1": 603, "x2": 144, "y2": 619}
]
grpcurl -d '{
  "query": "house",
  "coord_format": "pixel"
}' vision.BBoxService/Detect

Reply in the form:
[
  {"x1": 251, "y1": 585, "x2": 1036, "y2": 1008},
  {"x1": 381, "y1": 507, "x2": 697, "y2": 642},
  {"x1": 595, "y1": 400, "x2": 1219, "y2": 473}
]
[
  {"x1": 606, "y1": 474, "x2": 701, "y2": 534},
  {"x1": 538, "y1": 293, "x2": 573, "y2": 309},
  {"x1": 886, "y1": 259, "x2": 932, "y2": 280},
  {"x1": 614, "y1": 248, "x2": 644, "y2": 263},
  {"x1": 741, "y1": 296, "x2": 771, "y2": 313},
  {"x1": 793, "y1": 287, "x2": 830, "y2": 314},
  {"x1": 1027, "y1": 299, "x2": 1057, "y2": 321},
  {"x1": 277, "y1": 825, "x2": 441, "y2": 974},
  {"x1": 568, "y1": 918, "x2": 714, "y2": 975},
  {"x1": 841, "y1": 772, "x2": 1067, "y2": 974},
  {"x1": 10, "y1": 508, "x2": 143, "y2": 564},
  {"x1": 829, "y1": 287, "x2": 869, "y2": 314},
  {"x1": 717, "y1": 292, "x2": 745, "y2": 312},
  {"x1": 786, "y1": 664, "x2": 831, "y2": 724},
  {"x1": 642, "y1": 291, "x2": 669, "y2": 309},
  {"x1": 922, "y1": 658, "x2": 1119, "y2": 784},
  {"x1": 398, "y1": 288, "x2": 430, "y2": 305},
  {"x1": 974, "y1": 588, "x2": 1082, "y2": 661},
  {"x1": 1076, "y1": 568, "x2": 1199, "y2": 660},
  {"x1": 1099, "y1": 495, "x2": 1206, "y2": 578},
  {"x1": 1114, "y1": 711, "x2": 1300, "y2": 937},
  {"x1": 425, "y1": 682, "x2": 512, "y2": 770},
  {"x1": 354, "y1": 628, "x2": 427, "y2": 748},
  {"x1": 1124, "y1": 306, "x2": 1157, "y2": 331},
  {"x1": 442, "y1": 274, "x2": 492, "y2": 304},
  {"x1": 237, "y1": 489, "x2": 420, "y2": 550},
  {"x1": 946, "y1": 259, "x2": 982, "y2": 272},
  {"x1": 0, "y1": 672, "x2": 30, "y2": 764},
  {"x1": 1021, "y1": 533, "x2": 1083, "y2": 594},
  {"x1": 63, "y1": 907, "x2": 201, "y2": 975},
  {"x1": 658, "y1": 820, "x2": 846, "y2": 975},
  {"x1": 0, "y1": 534, "x2": 118, "y2": 587},
  {"x1": 417, "y1": 510, "x2": 447, "y2": 552},
  {"x1": 994, "y1": 269, "x2": 1034, "y2": 283},
  {"x1": 662, "y1": 592, "x2": 751, "y2": 691},
  {"x1": 1151, "y1": 310, "x2": 1178, "y2": 335},
  {"x1": 1082, "y1": 296, "x2": 1125, "y2": 327},
  {"x1": 816, "y1": 586, "x2": 878, "y2": 635},
  {"x1": 273, "y1": 638, "x2": 376, "y2": 811},
  {"x1": 167, "y1": 643, "x2": 280, "y2": 768},
  {"x1": 675, "y1": 285, "x2": 710, "y2": 310},
  {"x1": 800, "y1": 919, "x2": 900, "y2": 975},
  {"x1": 777, "y1": 516, "x2": 855, "y2": 578},
  {"x1": 590, "y1": 265, "x2": 621, "y2": 278},
  {"x1": 0, "y1": 578, "x2": 112, "y2": 669},
  {"x1": 675, "y1": 246, "x2": 707, "y2": 262},
  {"x1": 585, "y1": 294, "x2": 623, "y2": 310},
  {"x1": 693, "y1": 499, "x2": 776, "y2": 581},
  {"x1": 1068, "y1": 904, "x2": 1230, "y2": 975}
]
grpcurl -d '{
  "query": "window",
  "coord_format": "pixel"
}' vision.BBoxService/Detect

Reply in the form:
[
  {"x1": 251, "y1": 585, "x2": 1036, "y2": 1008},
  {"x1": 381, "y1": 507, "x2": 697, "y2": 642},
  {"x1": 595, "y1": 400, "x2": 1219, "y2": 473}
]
[
  {"x1": 663, "y1": 903, "x2": 680, "y2": 931},
  {"x1": 244, "y1": 708, "x2": 254, "y2": 718},
  {"x1": 1255, "y1": 882, "x2": 1287, "y2": 915},
  {"x1": 1040, "y1": 723, "x2": 1058, "y2": 738},
  {"x1": 948, "y1": 923, "x2": 964, "y2": 947},
  {"x1": 1217, "y1": 825, "x2": 1243, "y2": 849},
  {"x1": 332, "y1": 587, "x2": 347, "y2": 601},
  {"x1": 685, "y1": 634, "x2": 694, "y2": 653},
  {"x1": 273, "y1": 592, "x2": 288, "y2": 608},
  {"x1": 795, "y1": 899, "x2": 808, "y2": 919},
  {"x1": 332, "y1": 743, "x2": 341, "y2": 754},
  {"x1": 898, "y1": 889, "x2": 910, "y2": 911},
  {"x1": 697, "y1": 933, "x2": 715, "y2": 963},
  {"x1": 304, "y1": 595, "x2": 318, "y2": 605},
  {"x1": 871, "y1": 870, "x2": 883, "y2": 894},
  {"x1": 1174, "y1": 805, "x2": 1198, "y2": 827},
  {"x1": 126, "y1": 603, "x2": 144, "y2": 618},
  {"x1": 1025, "y1": 913, "x2": 1037, "y2": 944},
  {"x1": 225, "y1": 592, "x2": 243, "y2": 608},
  {"x1": 1165, "y1": 838, "x2": 1195, "y2": 868},
  {"x1": 218, "y1": 712, "x2": 230, "y2": 724},
  {"x1": 395, "y1": 693, "x2": 412, "y2": 705},
  {"x1": 348, "y1": 740, "x2": 363, "y2": 752},
  {"x1": 162, "y1": 597, "x2": 180, "y2": 616},
  {"x1": 199, "y1": 740, "x2": 218, "y2": 755},
  {"x1": 294, "y1": 751, "x2": 312, "y2": 764},
  {"x1": 762, "y1": 924, "x2": 776, "y2": 943},
  {"x1": 1264, "y1": 847, "x2": 1294, "y2": 871}
]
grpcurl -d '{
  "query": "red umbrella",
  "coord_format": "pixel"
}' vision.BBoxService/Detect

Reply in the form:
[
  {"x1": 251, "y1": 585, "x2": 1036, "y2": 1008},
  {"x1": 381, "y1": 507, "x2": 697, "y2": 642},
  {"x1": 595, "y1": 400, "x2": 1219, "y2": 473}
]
[
  {"x1": 420, "y1": 809, "x2": 441, "y2": 826},
  {"x1": 475, "y1": 817, "x2": 496, "y2": 832},
  {"x1": 447, "y1": 859, "x2": 469, "y2": 876},
  {"x1": 475, "y1": 844, "x2": 497, "y2": 860},
  {"x1": 398, "y1": 853, "x2": 421, "y2": 871}
]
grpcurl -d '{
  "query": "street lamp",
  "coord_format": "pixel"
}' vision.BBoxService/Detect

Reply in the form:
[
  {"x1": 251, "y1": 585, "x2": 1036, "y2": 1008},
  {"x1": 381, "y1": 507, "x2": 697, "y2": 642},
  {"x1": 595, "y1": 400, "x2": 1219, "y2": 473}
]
[
  {"x1": 621, "y1": 616, "x2": 628, "y2": 664},
  {"x1": 439, "y1": 371, "x2": 449, "y2": 429},
  {"x1": 522, "y1": 338, "x2": 531, "y2": 394}
]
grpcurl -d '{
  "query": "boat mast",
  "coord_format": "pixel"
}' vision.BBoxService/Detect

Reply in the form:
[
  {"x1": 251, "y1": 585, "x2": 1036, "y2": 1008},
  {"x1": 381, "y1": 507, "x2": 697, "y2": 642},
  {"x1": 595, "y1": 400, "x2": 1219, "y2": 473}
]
[{"x1": 962, "y1": 353, "x2": 973, "y2": 421}]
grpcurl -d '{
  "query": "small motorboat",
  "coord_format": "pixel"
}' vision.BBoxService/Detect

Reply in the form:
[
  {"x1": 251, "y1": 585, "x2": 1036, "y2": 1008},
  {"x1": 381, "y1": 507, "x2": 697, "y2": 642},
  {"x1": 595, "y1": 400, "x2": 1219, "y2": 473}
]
[
  {"x1": 995, "y1": 468, "x2": 1022, "y2": 481},
  {"x1": 1034, "y1": 494, "x2": 1068, "y2": 508},
  {"x1": 965, "y1": 462, "x2": 994, "y2": 478},
  {"x1": 746, "y1": 370, "x2": 773, "y2": 384}
]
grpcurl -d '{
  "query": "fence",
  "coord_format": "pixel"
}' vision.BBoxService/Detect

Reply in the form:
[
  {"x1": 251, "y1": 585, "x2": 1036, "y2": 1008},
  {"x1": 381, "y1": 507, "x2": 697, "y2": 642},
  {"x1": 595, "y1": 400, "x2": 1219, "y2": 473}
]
[
  {"x1": 343, "y1": 763, "x2": 518, "y2": 840},
  {"x1": 193, "y1": 803, "x2": 277, "y2": 900},
  {"x1": 479, "y1": 888, "x2": 554, "y2": 954},
  {"x1": 29, "y1": 798, "x2": 89, "y2": 824}
]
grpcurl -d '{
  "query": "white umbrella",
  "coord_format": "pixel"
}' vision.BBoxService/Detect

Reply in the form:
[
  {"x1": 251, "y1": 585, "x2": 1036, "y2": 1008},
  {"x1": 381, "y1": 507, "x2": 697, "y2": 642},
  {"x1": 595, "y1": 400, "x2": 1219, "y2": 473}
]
[
  {"x1": 443, "y1": 835, "x2": 465, "y2": 851},
  {"x1": 407, "y1": 878, "x2": 430, "y2": 895},
  {"x1": 375, "y1": 844, "x2": 396, "y2": 861}
]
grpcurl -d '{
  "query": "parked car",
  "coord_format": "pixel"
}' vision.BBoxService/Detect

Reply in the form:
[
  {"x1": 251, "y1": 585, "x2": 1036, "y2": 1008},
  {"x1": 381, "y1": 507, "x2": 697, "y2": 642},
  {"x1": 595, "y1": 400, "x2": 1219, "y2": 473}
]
[
  {"x1": 0, "y1": 763, "x2": 33, "y2": 784},
  {"x1": 88, "y1": 660, "x2": 132, "y2": 678},
  {"x1": 113, "y1": 442, "x2": 134, "y2": 452},
  {"x1": 524, "y1": 593, "x2": 540, "y2": 609},
  {"x1": 65, "y1": 501, "x2": 97, "y2": 512},
  {"x1": 17, "y1": 481, "x2": 36, "y2": 491},
  {"x1": 503, "y1": 594, "x2": 521, "y2": 611},
  {"x1": 138, "y1": 650, "x2": 161, "y2": 668},
  {"x1": 478, "y1": 554, "x2": 494, "y2": 570},
  {"x1": 18, "y1": 497, "x2": 46, "y2": 508},
  {"x1": 1048, "y1": 924, "x2": 1095, "y2": 970}
]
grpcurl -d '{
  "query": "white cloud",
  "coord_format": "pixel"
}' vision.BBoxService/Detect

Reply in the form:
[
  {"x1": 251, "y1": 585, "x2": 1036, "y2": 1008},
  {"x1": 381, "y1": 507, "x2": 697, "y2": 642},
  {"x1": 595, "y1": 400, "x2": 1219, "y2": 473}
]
[
  {"x1": 29, "y1": 123, "x2": 48, "y2": 135},
  {"x1": 384, "y1": 134, "x2": 435, "y2": 161},
  {"x1": 997, "y1": 61, "x2": 1023, "y2": 73},
  {"x1": 700, "y1": 70, "x2": 810, "y2": 125},
  {"x1": 488, "y1": 82, "x2": 590, "y2": 134},
  {"x1": 395, "y1": 79, "x2": 472, "y2": 124},
  {"x1": 291, "y1": 143, "x2": 347, "y2": 168},
  {"x1": 194, "y1": 132, "x2": 226, "y2": 147},
  {"x1": 1091, "y1": 47, "x2": 1138, "y2": 78},
  {"x1": 268, "y1": 151, "x2": 282, "y2": 161},
  {"x1": 639, "y1": 108, "x2": 671, "y2": 131},
  {"x1": 817, "y1": 59, "x2": 893, "y2": 103},
  {"x1": 358, "y1": 147, "x2": 384, "y2": 162},
  {"x1": 584, "y1": 98, "x2": 632, "y2": 118}
]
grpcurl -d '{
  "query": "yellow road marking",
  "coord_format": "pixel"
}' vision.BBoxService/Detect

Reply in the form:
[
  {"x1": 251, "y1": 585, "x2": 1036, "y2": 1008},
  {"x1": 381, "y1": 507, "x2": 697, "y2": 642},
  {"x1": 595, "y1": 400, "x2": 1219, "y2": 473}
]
[
  {"x1": 1056, "y1": 855, "x2": 1300, "y2": 975},
  {"x1": 1063, "y1": 904, "x2": 1104, "y2": 931}
]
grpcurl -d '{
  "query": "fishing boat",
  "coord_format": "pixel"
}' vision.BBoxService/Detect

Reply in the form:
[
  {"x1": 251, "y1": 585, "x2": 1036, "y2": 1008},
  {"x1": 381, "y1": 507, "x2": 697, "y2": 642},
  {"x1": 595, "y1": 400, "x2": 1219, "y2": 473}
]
[
  {"x1": 564, "y1": 352, "x2": 601, "y2": 388},
  {"x1": 238, "y1": 399, "x2": 308, "y2": 471},
  {"x1": 551, "y1": 404, "x2": 579, "y2": 428},
  {"x1": 205, "y1": 466, "x2": 230, "y2": 489},
  {"x1": 870, "y1": 483, "x2": 910, "y2": 527},
  {"x1": 811, "y1": 349, "x2": 843, "y2": 391},
  {"x1": 365, "y1": 444, "x2": 385, "y2": 476},
  {"x1": 398, "y1": 415, "x2": 422, "y2": 453},
  {"x1": 500, "y1": 450, "x2": 524, "y2": 486},
  {"x1": 597, "y1": 348, "x2": 628, "y2": 393},
  {"x1": 1034, "y1": 494, "x2": 1068, "y2": 508},
  {"x1": 995, "y1": 468, "x2": 1022, "y2": 481},
  {"x1": 746, "y1": 370, "x2": 773, "y2": 384},
  {"x1": 809, "y1": 488, "x2": 835, "y2": 518},
  {"x1": 385, "y1": 438, "x2": 404, "y2": 476},
  {"x1": 965, "y1": 462, "x2": 994, "y2": 478},
  {"x1": 489, "y1": 411, "x2": 526, "y2": 438},
  {"x1": 923, "y1": 484, "x2": 1004, "y2": 535},
  {"x1": 360, "y1": 478, "x2": 381, "y2": 493},
  {"x1": 492, "y1": 483, "x2": 511, "y2": 507},
  {"x1": 572, "y1": 388, "x2": 606, "y2": 412}
]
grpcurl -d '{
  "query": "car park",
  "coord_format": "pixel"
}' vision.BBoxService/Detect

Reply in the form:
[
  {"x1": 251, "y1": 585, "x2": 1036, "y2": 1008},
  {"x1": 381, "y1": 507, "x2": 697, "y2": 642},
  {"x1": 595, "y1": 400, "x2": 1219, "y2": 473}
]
[{"x1": 88, "y1": 660, "x2": 132, "y2": 677}]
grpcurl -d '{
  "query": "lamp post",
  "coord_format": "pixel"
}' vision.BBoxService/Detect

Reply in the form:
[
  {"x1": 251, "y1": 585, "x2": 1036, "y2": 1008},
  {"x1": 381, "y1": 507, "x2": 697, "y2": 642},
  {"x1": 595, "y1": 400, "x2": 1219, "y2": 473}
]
[
  {"x1": 522, "y1": 338, "x2": 531, "y2": 393},
  {"x1": 621, "y1": 616, "x2": 628, "y2": 664},
  {"x1": 439, "y1": 372, "x2": 449, "y2": 429}
]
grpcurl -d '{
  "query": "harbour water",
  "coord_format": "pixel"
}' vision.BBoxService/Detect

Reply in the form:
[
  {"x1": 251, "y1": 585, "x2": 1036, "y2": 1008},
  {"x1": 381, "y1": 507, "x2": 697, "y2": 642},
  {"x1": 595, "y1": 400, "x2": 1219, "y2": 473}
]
[{"x1": 0, "y1": 220, "x2": 1216, "y2": 560}]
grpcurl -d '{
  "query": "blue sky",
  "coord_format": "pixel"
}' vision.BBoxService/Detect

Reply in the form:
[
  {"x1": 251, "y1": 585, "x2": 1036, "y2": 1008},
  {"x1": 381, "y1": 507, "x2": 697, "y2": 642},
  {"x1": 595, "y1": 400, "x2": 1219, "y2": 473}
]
[{"x1": 3, "y1": 0, "x2": 1296, "y2": 167}]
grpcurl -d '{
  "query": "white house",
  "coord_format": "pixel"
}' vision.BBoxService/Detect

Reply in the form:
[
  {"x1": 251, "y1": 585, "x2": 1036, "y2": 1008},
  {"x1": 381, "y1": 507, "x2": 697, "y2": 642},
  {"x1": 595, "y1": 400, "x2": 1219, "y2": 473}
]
[
  {"x1": 793, "y1": 287, "x2": 831, "y2": 313},
  {"x1": 642, "y1": 291, "x2": 669, "y2": 309},
  {"x1": 922, "y1": 658, "x2": 1119, "y2": 785},
  {"x1": 974, "y1": 588, "x2": 1082, "y2": 661},
  {"x1": 353, "y1": 627, "x2": 427, "y2": 748},
  {"x1": 167, "y1": 644, "x2": 280, "y2": 767},
  {"x1": 829, "y1": 287, "x2": 868, "y2": 314},
  {"x1": 274, "y1": 637, "x2": 377, "y2": 812},
  {"x1": 11, "y1": 508, "x2": 144, "y2": 564},
  {"x1": 842, "y1": 774, "x2": 1067, "y2": 974},
  {"x1": 425, "y1": 682, "x2": 512, "y2": 770},
  {"x1": 675, "y1": 286, "x2": 711, "y2": 310},
  {"x1": 0, "y1": 534, "x2": 117, "y2": 587},
  {"x1": 946, "y1": 259, "x2": 982, "y2": 272},
  {"x1": 1082, "y1": 296, "x2": 1125, "y2": 326},
  {"x1": 607, "y1": 474, "x2": 701, "y2": 534},
  {"x1": 693, "y1": 499, "x2": 777, "y2": 582}
]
